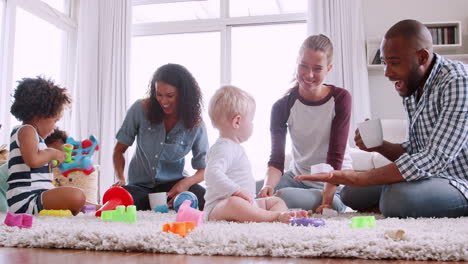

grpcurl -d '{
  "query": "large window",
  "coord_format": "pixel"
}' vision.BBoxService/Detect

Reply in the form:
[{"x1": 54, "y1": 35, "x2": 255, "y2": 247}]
[
  {"x1": 133, "y1": 0, "x2": 220, "y2": 24},
  {"x1": 10, "y1": 7, "x2": 65, "y2": 128},
  {"x1": 0, "y1": 0, "x2": 75, "y2": 145},
  {"x1": 131, "y1": 0, "x2": 307, "y2": 179},
  {"x1": 41, "y1": 0, "x2": 67, "y2": 14},
  {"x1": 232, "y1": 23, "x2": 306, "y2": 179},
  {"x1": 230, "y1": 0, "x2": 307, "y2": 17},
  {"x1": 130, "y1": 32, "x2": 220, "y2": 105},
  {"x1": 0, "y1": 0, "x2": 4, "y2": 68}
]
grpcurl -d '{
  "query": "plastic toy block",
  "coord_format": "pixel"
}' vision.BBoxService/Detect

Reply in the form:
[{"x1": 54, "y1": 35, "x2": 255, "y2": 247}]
[
  {"x1": 39, "y1": 209, "x2": 73, "y2": 217},
  {"x1": 100, "y1": 205, "x2": 136, "y2": 223},
  {"x1": 162, "y1": 221, "x2": 196, "y2": 237},
  {"x1": 81, "y1": 205, "x2": 97, "y2": 214},
  {"x1": 95, "y1": 187, "x2": 134, "y2": 217},
  {"x1": 55, "y1": 136, "x2": 100, "y2": 177},
  {"x1": 350, "y1": 216, "x2": 376, "y2": 228},
  {"x1": 154, "y1": 204, "x2": 169, "y2": 213},
  {"x1": 175, "y1": 200, "x2": 203, "y2": 226},
  {"x1": 4, "y1": 212, "x2": 33, "y2": 228},
  {"x1": 289, "y1": 217, "x2": 325, "y2": 227}
]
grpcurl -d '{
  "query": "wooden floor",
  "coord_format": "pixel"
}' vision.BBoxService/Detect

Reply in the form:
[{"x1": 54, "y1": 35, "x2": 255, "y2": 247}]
[{"x1": 0, "y1": 247, "x2": 464, "y2": 264}]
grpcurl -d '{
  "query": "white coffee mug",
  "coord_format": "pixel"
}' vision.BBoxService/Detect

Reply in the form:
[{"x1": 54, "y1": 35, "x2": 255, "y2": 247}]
[
  {"x1": 148, "y1": 192, "x2": 167, "y2": 209},
  {"x1": 358, "y1": 118, "x2": 383, "y2": 148}
]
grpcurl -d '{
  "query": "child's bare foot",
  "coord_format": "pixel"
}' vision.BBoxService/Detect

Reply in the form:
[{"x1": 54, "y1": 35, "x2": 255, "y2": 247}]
[
  {"x1": 277, "y1": 211, "x2": 295, "y2": 223},
  {"x1": 291, "y1": 210, "x2": 308, "y2": 218}
]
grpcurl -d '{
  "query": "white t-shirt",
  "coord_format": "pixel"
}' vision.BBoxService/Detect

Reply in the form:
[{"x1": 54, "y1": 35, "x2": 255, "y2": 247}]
[{"x1": 203, "y1": 137, "x2": 255, "y2": 218}]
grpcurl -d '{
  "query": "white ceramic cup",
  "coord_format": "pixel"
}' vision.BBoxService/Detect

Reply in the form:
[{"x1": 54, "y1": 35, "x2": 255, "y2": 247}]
[
  {"x1": 357, "y1": 118, "x2": 383, "y2": 148},
  {"x1": 302, "y1": 163, "x2": 334, "y2": 187},
  {"x1": 148, "y1": 192, "x2": 167, "y2": 209}
]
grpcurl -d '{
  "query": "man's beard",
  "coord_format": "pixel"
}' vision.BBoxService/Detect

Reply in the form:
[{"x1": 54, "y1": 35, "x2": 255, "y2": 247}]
[{"x1": 404, "y1": 66, "x2": 423, "y2": 97}]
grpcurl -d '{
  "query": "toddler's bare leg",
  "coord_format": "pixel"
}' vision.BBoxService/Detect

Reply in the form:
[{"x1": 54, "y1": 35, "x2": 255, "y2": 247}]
[
  {"x1": 264, "y1": 196, "x2": 288, "y2": 211},
  {"x1": 264, "y1": 197, "x2": 308, "y2": 218},
  {"x1": 209, "y1": 196, "x2": 285, "y2": 223},
  {"x1": 42, "y1": 186, "x2": 86, "y2": 215}
]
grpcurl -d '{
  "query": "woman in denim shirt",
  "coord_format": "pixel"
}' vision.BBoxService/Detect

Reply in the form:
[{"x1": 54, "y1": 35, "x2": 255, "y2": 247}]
[{"x1": 113, "y1": 64, "x2": 209, "y2": 210}]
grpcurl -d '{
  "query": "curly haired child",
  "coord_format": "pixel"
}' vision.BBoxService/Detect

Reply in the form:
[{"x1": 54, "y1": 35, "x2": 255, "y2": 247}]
[
  {"x1": 204, "y1": 85, "x2": 307, "y2": 223},
  {"x1": 7, "y1": 77, "x2": 86, "y2": 215}
]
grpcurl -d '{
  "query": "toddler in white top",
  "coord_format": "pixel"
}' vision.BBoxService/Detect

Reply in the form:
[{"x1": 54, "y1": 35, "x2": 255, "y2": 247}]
[{"x1": 204, "y1": 85, "x2": 307, "y2": 223}]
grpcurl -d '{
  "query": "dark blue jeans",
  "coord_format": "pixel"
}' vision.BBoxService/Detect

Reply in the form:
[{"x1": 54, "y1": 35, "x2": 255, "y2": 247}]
[
  {"x1": 123, "y1": 180, "x2": 205, "y2": 211},
  {"x1": 341, "y1": 178, "x2": 468, "y2": 218},
  {"x1": 258, "y1": 170, "x2": 347, "y2": 212}
]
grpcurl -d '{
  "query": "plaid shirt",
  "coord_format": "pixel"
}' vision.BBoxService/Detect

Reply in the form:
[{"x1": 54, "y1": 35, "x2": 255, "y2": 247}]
[{"x1": 395, "y1": 54, "x2": 468, "y2": 200}]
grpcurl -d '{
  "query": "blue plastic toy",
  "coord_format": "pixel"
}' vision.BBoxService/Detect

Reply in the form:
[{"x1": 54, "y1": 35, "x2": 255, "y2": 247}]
[
  {"x1": 173, "y1": 191, "x2": 198, "y2": 212},
  {"x1": 289, "y1": 217, "x2": 325, "y2": 227},
  {"x1": 154, "y1": 204, "x2": 169, "y2": 213},
  {"x1": 56, "y1": 135, "x2": 99, "y2": 177}
]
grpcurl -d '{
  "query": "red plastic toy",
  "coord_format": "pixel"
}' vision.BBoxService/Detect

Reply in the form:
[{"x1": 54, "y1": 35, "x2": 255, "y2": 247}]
[{"x1": 95, "y1": 187, "x2": 134, "y2": 217}]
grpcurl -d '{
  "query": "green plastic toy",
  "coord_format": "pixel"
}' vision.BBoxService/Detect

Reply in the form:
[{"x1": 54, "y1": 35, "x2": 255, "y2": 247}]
[
  {"x1": 350, "y1": 216, "x2": 376, "y2": 228},
  {"x1": 101, "y1": 205, "x2": 137, "y2": 223}
]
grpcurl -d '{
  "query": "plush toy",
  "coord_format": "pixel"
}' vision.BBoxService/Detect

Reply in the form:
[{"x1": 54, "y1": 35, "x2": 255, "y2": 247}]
[
  {"x1": 52, "y1": 168, "x2": 99, "y2": 204},
  {"x1": 0, "y1": 144, "x2": 8, "y2": 162}
]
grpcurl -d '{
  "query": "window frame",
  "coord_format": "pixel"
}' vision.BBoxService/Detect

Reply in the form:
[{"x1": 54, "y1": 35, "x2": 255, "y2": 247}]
[
  {"x1": 131, "y1": 0, "x2": 307, "y2": 84},
  {"x1": 0, "y1": 0, "x2": 76, "y2": 144},
  {"x1": 130, "y1": 0, "x2": 307, "y2": 178}
]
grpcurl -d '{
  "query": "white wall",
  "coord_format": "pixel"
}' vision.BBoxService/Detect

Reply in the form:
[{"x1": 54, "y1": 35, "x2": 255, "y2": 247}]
[{"x1": 362, "y1": 0, "x2": 468, "y2": 119}]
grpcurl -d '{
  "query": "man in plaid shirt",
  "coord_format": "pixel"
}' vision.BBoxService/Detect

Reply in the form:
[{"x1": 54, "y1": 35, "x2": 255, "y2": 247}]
[{"x1": 295, "y1": 19, "x2": 468, "y2": 218}]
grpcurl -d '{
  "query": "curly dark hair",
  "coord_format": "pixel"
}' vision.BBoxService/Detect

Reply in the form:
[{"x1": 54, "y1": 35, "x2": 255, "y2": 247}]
[
  {"x1": 143, "y1": 63, "x2": 203, "y2": 129},
  {"x1": 44, "y1": 128, "x2": 68, "y2": 146},
  {"x1": 10, "y1": 77, "x2": 71, "y2": 122}
]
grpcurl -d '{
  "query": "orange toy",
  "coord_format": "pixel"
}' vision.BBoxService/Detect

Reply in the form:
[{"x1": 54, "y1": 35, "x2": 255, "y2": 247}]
[{"x1": 162, "y1": 221, "x2": 196, "y2": 237}]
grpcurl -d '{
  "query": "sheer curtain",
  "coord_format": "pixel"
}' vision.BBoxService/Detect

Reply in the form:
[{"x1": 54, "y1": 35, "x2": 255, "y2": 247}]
[
  {"x1": 308, "y1": 0, "x2": 371, "y2": 137},
  {"x1": 73, "y1": 0, "x2": 130, "y2": 197}
]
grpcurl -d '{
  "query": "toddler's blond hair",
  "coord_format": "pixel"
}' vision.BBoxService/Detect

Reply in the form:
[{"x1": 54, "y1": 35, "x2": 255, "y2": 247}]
[{"x1": 208, "y1": 85, "x2": 255, "y2": 129}]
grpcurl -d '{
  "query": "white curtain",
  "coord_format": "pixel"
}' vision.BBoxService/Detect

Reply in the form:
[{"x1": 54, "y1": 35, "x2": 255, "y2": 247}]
[
  {"x1": 308, "y1": 0, "x2": 371, "y2": 139},
  {"x1": 72, "y1": 0, "x2": 130, "y2": 198}
]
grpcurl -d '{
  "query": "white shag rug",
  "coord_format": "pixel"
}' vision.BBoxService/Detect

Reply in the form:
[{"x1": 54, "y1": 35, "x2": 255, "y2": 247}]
[{"x1": 0, "y1": 211, "x2": 467, "y2": 261}]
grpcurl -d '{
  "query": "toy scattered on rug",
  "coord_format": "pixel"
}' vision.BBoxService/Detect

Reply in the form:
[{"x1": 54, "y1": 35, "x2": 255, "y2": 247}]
[
  {"x1": 53, "y1": 135, "x2": 99, "y2": 177},
  {"x1": 173, "y1": 191, "x2": 198, "y2": 212},
  {"x1": 290, "y1": 217, "x2": 325, "y2": 227},
  {"x1": 101, "y1": 205, "x2": 136, "y2": 223},
  {"x1": 39, "y1": 209, "x2": 72, "y2": 217},
  {"x1": 81, "y1": 205, "x2": 97, "y2": 214},
  {"x1": 154, "y1": 204, "x2": 169, "y2": 213},
  {"x1": 4, "y1": 212, "x2": 33, "y2": 228},
  {"x1": 163, "y1": 221, "x2": 196, "y2": 237},
  {"x1": 350, "y1": 216, "x2": 376, "y2": 228},
  {"x1": 175, "y1": 200, "x2": 204, "y2": 226},
  {"x1": 385, "y1": 229, "x2": 405, "y2": 241},
  {"x1": 95, "y1": 187, "x2": 134, "y2": 217}
]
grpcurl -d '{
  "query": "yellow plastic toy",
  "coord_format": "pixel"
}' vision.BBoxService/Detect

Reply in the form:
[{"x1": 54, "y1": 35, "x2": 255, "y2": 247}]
[
  {"x1": 162, "y1": 221, "x2": 195, "y2": 237},
  {"x1": 39, "y1": 209, "x2": 72, "y2": 217}
]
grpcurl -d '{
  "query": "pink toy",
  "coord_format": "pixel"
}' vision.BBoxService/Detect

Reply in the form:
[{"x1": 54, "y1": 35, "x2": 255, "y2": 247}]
[
  {"x1": 4, "y1": 212, "x2": 33, "y2": 228},
  {"x1": 95, "y1": 187, "x2": 134, "y2": 217},
  {"x1": 175, "y1": 200, "x2": 204, "y2": 226}
]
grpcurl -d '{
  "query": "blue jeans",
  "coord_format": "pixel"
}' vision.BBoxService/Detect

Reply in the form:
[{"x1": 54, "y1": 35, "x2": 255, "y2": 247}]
[
  {"x1": 123, "y1": 180, "x2": 205, "y2": 211},
  {"x1": 341, "y1": 178, "x2": 468, "y2": 218},
  {"x1": 257, "y1": 170, "x2": 347, "y2": 212}
]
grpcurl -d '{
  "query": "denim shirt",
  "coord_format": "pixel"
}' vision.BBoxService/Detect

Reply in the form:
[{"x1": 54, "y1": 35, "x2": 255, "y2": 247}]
[{"x1": 116, "y1": 100, "x2": 209, "y2": 187}]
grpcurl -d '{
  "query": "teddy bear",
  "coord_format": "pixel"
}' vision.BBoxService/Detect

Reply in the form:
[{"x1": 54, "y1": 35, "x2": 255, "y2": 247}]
[{"x1": 52, "y1": 167, "x2": 99, "y2": 204}]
